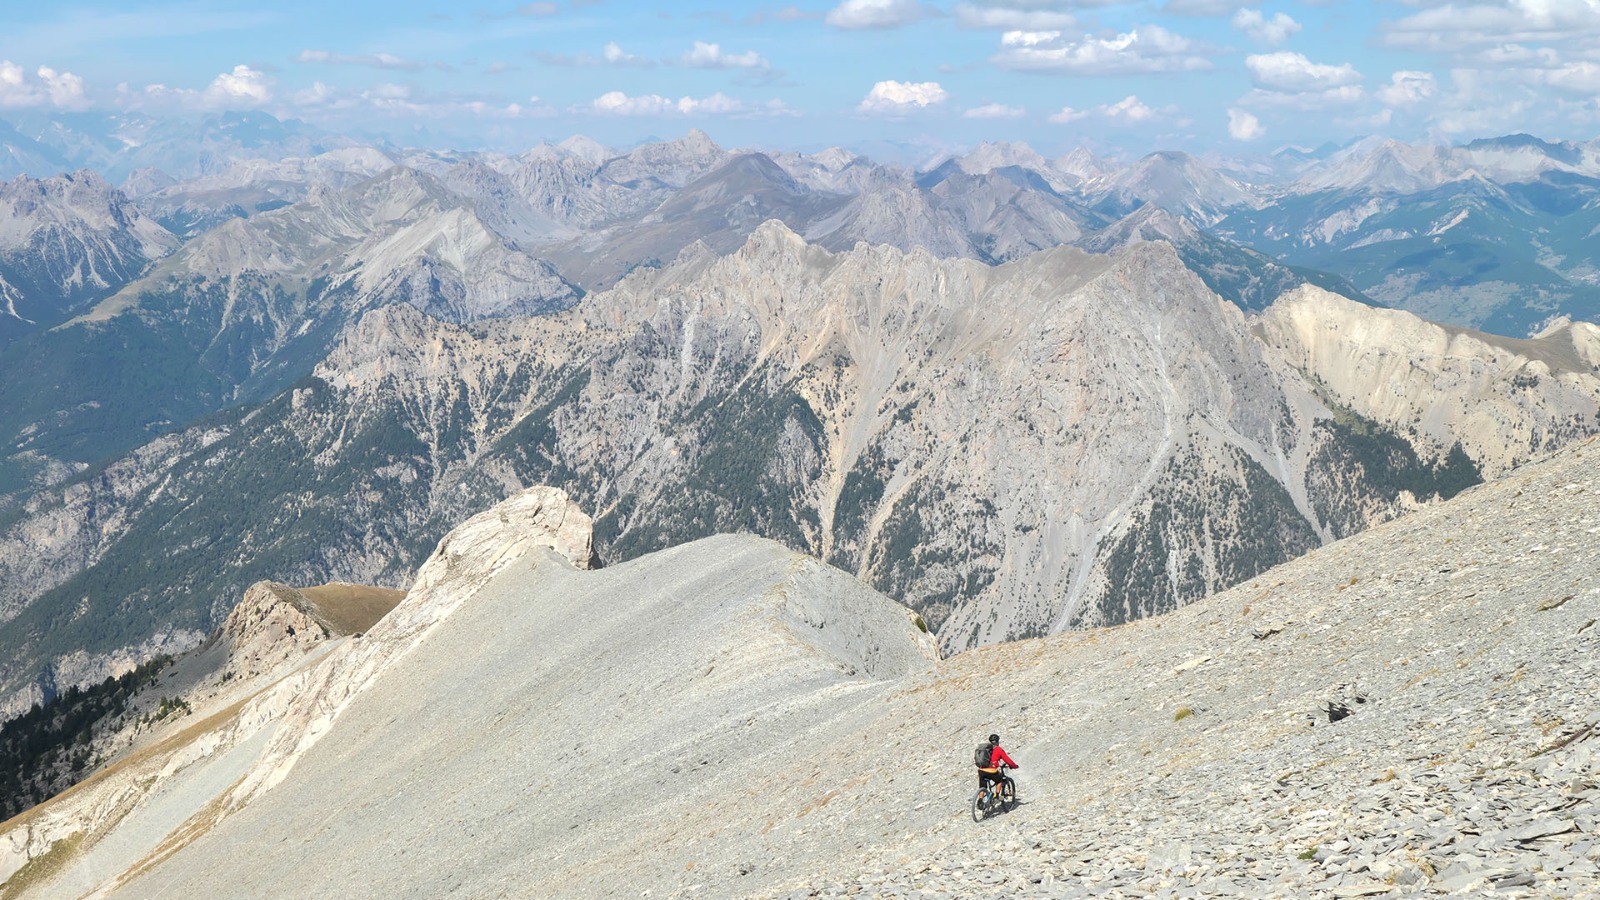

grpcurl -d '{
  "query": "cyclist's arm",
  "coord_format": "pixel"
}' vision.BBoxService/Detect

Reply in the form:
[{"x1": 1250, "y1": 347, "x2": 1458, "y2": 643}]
[{"x1": 995, "y1": 746, "x2": 1019, "y2": 768}]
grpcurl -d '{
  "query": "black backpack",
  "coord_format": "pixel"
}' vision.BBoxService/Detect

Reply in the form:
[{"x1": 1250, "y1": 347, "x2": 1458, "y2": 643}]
[{"x1": 974, "y1": 743, "x2": 993, "y2": 768}]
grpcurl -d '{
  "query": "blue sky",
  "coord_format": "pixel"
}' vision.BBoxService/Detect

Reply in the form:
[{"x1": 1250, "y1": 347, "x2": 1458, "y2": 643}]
[{"x1": 0, "y1": 0, "x2": 1595, "y2": 158}]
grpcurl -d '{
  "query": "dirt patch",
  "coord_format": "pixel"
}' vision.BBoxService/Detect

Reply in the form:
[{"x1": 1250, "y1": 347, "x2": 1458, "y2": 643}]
[{"x1": 278, "y1": 583, "x2": 405, "y2": 636}]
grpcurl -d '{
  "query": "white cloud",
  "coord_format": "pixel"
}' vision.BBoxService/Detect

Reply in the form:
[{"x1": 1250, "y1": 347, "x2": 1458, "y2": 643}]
[
  {"x1": 0, "y1": 61, "x2": 37, "y2": 108},
  {"x1": 858, "y1": 79, "x2": 948, "y2": 113},
  {"x1": 297, "y1": 49, "x2": 426, "y2": 71},
  {"x1": 827, "y1": 0, "x2": 928, "y2": 30},
  {"x1": 1102, "y1": 95, "x2": 1156, "y2": 122},
  {"x1": 538, "y1": 43, "x2": 650, "y2": 67},
  {"x1": 1532, "y1": 61, "x2": 1600, "y2": 93},
  {"x1": 1227, "y1": 107, "x2": 1264, "y2": 140},
  {"x1": 590, "y1": 91, "x2": 793, "y2": 117},
  {"x1": 1232, "y1": 9, "x2": 1300, "y2": 45},
  {"x1": 992, "y1": 25, "x2": 1213, "y2": 74},
  {"x1": 518, "y1": 2, "x2": 560, "y2": 14},
  {"x1": 963, "y1": 101, "x2": 1026, "y2": 118},
  {"x1": 288, "y1": 80, "x2": 546, "y2": 119},
  {"x1": 1380, "y1": 1, "x2": 1600, "y2": 53},
  {"x1": 35, "y1": 66, "x2": 88, "y2": 109},
  {"x1": 1163, "y1": 0, "x2": 1253, "y2": 14},
  {"x1": 954, "y1": 3, "x2": 1076, "y2": 30},
  {"x1": 1049, "y1": 94, "x2": 1161, "y2": 124},
  {"x1": 0, "y1": 60, "x2": 90, "y2": 109},
  {"x1": 204, "y1": 64, "x2": 271, "y2": 107},
  {"x1": 602, "y1": 42, "x2": 645, "y2": 65},
  {"x1": 1245, "y1": 51, "x2": 1361, "y2": 93},
  {"x1": 682, "y1": 41, "x2": 769, "y2": 69},
  {"x1": 1375, "y1": 70, "x2": 1436, "y2": 106}
]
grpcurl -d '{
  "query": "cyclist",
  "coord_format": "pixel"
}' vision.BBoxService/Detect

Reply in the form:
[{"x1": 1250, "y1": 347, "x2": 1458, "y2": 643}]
[{"x1": 975, "y1": 732, "x2": 1019, "y2": 795}]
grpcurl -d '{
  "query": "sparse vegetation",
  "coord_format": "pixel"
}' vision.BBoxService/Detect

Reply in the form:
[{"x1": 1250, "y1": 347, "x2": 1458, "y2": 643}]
[{"x1": 0, "y1": 656, "x2": 171, "y2": 820}]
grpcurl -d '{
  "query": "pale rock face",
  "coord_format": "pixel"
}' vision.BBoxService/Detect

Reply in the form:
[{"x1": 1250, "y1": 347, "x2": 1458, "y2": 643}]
[
  {"x1": 1097, "y1": 151, "x2": 1255, "y2": 224},
  {"x1": 0, "y1": 486, "x2": 595, "y2": 894},
  {"x1": 1297, "y1": 134, "x2": 1600, "y2": 194},
  {"x1": 596, "y1": 128, "x2": 729, "y2": 189},
  {"x1": 1256, "y1": 285, "x2": 1600, "y2": 475},
  {"x1": 6, "y1": 223, "x2": 1600, "y2": 715},
  {"x1": 0, "y1": 169, "x2": 176, "y2": 324},
  {"x1": 231, "y1": 486, "x2": 594, "y2": 801},
  {"x1": 214, "y1": 583, "x2": 336, "y2": 685}
]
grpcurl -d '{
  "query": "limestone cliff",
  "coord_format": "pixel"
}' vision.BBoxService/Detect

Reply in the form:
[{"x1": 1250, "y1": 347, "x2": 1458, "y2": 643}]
[{"x1": 2, "y1": 224, "x2": 1597, "y2": 707}]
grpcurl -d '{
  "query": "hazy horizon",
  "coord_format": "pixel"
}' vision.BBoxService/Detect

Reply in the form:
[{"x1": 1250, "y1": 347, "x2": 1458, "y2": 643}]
[{"x1": 1, "y1": 0, "x2": 1595, "y2": 160}]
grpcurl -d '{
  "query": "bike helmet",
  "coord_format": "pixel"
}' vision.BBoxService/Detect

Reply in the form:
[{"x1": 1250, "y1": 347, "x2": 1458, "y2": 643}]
[{"x1": 988, "y1": 733, "x2": 1000, "y2": 744}]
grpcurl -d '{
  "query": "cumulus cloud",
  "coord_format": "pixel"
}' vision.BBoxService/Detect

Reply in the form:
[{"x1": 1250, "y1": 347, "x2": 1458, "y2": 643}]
[
  {"x1": 602, "y1": 42, "x2": 646, "y2": 66},
  {"x1": 1049, "y1": 94, "x2": 1161, "y2": 124},
  {"x1": 37, "y1": 66, "x2": 88, "y2": 109},
  {"x1": 0, "y1": 61, "x2": 31, "y2": 108},
  {"x1": 205, "y1": 64, "x2": 272, "y2": 107},
  {"x1": 1232, "y1": 9, "x2": 1300, "y2": 45},
  {"x1": 963, "y1": 101, "x2": 1026, "y2": 118},
  {"x1": 858, "y1": 79, "x2": 948, "y2": 113},
  {"x1": 954, "y1": 2, "x2": 1076, "y2": 30},
  {"x1": 682, "y1": 41, "x2": 769, "y2": 69},
  {"x1": 538, "y1": 42, "x2": 651, "y2": 67},
  {"x1": 826, "y1": 0, "x2": 929, "y2": 30},
  {"x1": 1101, "y1": 95, "x2": 1156, "y2": 122},
  {"x1": 0, "y1": 61, "x2": 90, "y2": 109},
  {"x1": 1245, "y1": 51, "x2": 1361, "y2": 93},
  {"x1": 590, "y1": 90, "x2": 793, "y2": 117},
  {"x1": 1528, "y1": 61, "x2": 1600, "y2": 93},
  {"x1": 1380, "y1": 1, "x2": 1600, "y2": 53},
  {"x1": 1375, "y1": 70, "x2": 1436, "y2": 106},
  {"x1": 992, "y1": 26, "x2": 1213, "y2": 74},
  {"x1": 1227, "y1": 107, "x2": 1264, "y2": 140},
  {"x1": 297, "y1": 49, "x2": 427, "y2": 71}
]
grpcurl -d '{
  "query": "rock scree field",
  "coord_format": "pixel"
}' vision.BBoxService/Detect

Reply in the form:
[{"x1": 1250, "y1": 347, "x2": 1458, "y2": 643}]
[{"x1": 1, "y1": 437, "x2": 1597, "y2": 898}]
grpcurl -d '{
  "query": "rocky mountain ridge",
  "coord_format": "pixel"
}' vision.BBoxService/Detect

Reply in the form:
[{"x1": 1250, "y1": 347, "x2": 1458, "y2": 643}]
[
  {"x1": 3, "y1": 437, "x2": 1595, "y2": 897},
  {"x1": 0, "y1": 170, "x2": 175, "y2": 337},
  {"x1": 1, "y1": 223, "x2": 1595, "y2": 720}
]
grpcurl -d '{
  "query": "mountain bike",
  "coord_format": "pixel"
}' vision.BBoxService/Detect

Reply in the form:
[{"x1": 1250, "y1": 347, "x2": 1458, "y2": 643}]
[{"x1": 971, "y1": 763, "x2": 1015, "y2": 821}]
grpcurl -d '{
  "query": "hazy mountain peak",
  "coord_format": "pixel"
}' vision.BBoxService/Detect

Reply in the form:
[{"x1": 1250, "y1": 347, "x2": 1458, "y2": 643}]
[
  {"x1": 0, "y1": 168, "x2": 175, "y2": 319},
  {"x1": 679, "y1": 127, "x2": 719, "y2": 154},
  {"x1": 555, "y1": 134, "x2": 614, "y2": 166},
  {"x1": 952, "y1": 140, "x2": 1048, "y2": 176}
]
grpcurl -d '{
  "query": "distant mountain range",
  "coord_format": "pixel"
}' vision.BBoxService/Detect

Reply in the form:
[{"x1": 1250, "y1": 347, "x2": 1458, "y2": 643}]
[{"x1": 0, "y1": 221, "x2": 1595, "y2": 719}]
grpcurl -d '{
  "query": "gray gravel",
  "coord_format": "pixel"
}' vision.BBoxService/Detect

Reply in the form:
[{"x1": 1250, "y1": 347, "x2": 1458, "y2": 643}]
[{"x1": 106, "y1": 437, "x2": 1600, "y2": 899}]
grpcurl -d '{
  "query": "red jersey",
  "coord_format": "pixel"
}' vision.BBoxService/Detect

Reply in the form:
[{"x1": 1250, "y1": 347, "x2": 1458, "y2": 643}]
[{"x1": 982, "y1": 745, "x2": 1018, "y2": 769}]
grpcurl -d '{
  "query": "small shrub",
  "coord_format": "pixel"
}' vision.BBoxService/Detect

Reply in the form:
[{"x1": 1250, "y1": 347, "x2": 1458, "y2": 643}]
[
  {"x1": 1297, "y1": 846, "x2": 1319, "y2": 861},
  {"x1": 1173, "y1": 707, "x2": 1194, "y2": 722}
]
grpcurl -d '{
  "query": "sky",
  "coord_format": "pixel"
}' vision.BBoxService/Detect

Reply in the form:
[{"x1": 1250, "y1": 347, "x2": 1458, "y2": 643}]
[{"x1": 0, "y1": 0, "x2": 1596, "y2": 159}]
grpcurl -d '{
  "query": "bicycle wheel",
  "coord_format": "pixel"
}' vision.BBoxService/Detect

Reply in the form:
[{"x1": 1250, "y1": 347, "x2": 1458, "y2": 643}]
[
  {"x1": 1000, "y1": 778, "x2": 1016, "y2": 811},
  {"x1": 971, "y1": 789, "x2": 988, "y2": 822}
]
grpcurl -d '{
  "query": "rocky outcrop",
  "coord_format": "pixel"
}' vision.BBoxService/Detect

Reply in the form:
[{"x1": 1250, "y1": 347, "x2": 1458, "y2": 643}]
[
  {"x1": 212, "y1": 581, "x2": 404, "y2": 686},
  {"x1": 1257, "y1": 285, "x2": 1600, "y2": 475}
]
